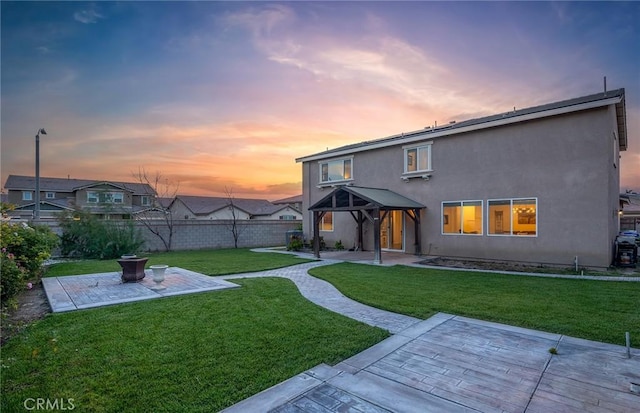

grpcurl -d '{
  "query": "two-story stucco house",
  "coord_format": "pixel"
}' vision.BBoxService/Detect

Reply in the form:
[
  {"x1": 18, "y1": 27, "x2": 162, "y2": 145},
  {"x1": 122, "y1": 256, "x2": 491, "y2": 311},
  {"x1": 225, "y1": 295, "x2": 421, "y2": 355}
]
[
  {"x1": 296, "y1": 89, "x2": 628, "y2": 268},
  {"x1": 2, "y1": 175, "x2": 156, "y2": 220}
]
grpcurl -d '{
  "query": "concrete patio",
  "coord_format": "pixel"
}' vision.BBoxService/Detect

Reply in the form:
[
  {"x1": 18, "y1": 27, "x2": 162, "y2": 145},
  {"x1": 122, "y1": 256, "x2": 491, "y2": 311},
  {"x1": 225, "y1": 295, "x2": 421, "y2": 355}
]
[{"x1": 224, "y1": 314, "x2": 640, "y2": 413}]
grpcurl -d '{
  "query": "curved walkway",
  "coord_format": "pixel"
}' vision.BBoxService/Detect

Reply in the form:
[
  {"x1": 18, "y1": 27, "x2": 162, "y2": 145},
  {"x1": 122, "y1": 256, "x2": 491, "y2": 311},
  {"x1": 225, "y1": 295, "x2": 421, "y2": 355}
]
[{"x1": 219, "y1": 260, "x2": 421, "y2": 334}]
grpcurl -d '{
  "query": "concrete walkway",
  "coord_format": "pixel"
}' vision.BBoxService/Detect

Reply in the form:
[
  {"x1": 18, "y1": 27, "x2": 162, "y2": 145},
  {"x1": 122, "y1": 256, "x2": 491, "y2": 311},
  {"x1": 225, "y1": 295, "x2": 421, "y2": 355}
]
[{"x1": 220, "y1": 260, "x2": 421, "y2": 334}]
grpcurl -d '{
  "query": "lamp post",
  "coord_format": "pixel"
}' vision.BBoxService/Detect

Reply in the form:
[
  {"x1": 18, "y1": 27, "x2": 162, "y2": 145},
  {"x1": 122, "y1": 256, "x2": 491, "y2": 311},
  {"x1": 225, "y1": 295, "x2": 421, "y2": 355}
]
[{"x1": 34, "y1": 128, "x2": 47, "y2": 220}]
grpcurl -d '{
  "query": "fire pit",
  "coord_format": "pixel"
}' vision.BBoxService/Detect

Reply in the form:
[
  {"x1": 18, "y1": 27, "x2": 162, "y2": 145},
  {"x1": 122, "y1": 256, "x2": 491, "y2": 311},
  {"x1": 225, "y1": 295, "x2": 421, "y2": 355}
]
[{"x1": 117, "y1": 256, "x2": 149, "y2": 282}]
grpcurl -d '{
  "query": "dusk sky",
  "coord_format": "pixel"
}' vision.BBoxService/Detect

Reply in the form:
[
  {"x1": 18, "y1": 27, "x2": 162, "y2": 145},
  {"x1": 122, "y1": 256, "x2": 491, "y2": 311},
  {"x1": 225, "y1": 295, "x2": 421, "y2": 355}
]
[{"x1": 2, "y1": 1, "x2": 639, "y2": 199}]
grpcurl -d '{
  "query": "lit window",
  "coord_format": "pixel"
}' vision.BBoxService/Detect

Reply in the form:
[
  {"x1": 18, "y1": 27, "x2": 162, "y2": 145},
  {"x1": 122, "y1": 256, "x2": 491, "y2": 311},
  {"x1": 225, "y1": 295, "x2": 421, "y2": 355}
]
[
  {"x1": 320, "y1": 212, "x2": 333, "y2": 231},
  {"x1": 488, "y1": 198, "x2": 537, "y2": 236},
  {"x1": 22, "y1": 191, "x2": 33, "y2": 201},
  {"x1": 319, "y1": 159, "x2": 352, "y2": 183},
  {"x1": 442, "y1": 200, "x2": 482, "y2": 235},
  {"x1": 404, "y1": 144, "x2": 431, "y2": 173}
]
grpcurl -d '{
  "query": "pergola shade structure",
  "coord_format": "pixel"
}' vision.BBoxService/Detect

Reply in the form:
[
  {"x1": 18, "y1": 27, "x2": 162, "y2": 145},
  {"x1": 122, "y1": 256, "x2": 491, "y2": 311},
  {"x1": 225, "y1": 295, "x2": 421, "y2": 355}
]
[{"x1": 309, "y1": 186, "x2": 425, "y2": 264}]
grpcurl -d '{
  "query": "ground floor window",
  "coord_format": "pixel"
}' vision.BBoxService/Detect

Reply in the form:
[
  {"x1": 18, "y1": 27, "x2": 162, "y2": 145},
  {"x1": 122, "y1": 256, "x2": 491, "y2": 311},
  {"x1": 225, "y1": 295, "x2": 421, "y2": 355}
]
[
  {"x1": 442, "y1": 200, "x2": 483, "y2": 235},
  {"x1": 320, "y1": 212, "x2": 333, "y2": 231},
  {"x1": 488, "y1": 198, "x2": 537, "y2": 236}
]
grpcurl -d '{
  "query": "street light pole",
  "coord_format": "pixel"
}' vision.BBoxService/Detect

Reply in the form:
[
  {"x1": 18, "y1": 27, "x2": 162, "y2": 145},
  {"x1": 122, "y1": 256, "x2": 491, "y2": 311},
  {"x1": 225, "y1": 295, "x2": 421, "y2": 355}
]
[{"x1": 34, "y1": 128, "x2": 47, "y2": 220}]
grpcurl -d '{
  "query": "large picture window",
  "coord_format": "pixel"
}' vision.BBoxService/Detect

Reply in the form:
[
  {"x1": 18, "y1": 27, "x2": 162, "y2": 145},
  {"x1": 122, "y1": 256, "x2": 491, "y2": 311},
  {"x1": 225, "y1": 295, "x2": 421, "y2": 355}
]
[
  {"x1": 404, "y1": 144, "x2": 431, "y2": 173},
  {"x1": 488, "y1": 198, "x2": 537, "y2": 236},
  {"x1": 319, "y1": 158, "x2": 352, "y2": 183},
  {"x1": 442, "y1": 200, "x2": 482, "y2": 235}
]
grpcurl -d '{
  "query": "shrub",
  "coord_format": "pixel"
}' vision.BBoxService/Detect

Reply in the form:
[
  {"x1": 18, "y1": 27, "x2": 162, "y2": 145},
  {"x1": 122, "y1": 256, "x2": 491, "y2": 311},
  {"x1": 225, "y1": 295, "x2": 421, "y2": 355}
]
[
  {"x1": 334, "y1": 240, "x2": 344, "y2": 250},
  {"x1": 58, "y1": 211, "x2": 145, "y2": 259},
  {"x1": 0, "y1": 221, "x2": 58, "y2": 303},
  {"x1": 287, "y1": 235, "x2": 304, "y2": 251}
]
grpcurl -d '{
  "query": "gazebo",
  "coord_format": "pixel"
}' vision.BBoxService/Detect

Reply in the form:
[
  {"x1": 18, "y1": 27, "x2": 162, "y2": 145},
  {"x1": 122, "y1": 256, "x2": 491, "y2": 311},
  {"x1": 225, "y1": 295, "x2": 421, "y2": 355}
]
[{"x1": 309, "y1": 186, "x2": 425, "y2": 264}]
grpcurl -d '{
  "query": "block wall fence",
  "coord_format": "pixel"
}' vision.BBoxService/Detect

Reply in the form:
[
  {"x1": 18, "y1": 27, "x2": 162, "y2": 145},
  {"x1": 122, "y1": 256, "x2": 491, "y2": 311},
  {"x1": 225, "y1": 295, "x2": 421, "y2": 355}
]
[{"x1": 41, "y1": 220, "x2": 302, "y2": 253}]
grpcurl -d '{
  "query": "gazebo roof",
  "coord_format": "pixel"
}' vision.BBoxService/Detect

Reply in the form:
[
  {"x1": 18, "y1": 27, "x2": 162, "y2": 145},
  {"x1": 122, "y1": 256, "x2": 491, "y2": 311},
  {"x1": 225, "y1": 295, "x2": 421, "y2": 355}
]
[{"x1": 309, "y1": 186, "x2": 424, "y2": 212}]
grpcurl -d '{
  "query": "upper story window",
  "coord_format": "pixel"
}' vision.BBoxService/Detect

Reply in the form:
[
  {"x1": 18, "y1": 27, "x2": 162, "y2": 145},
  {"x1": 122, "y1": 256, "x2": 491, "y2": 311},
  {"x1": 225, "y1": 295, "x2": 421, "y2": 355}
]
[
  {"x1": 279, "y1": 215, "x2": 297, "y2": 220},
  {"x1": 319, "y1": 158, "x2": 352, "y2": 184},
  {"x1": 22, "y1": 191, "x2": 33, "y2": 201},
  {"x1": 87, "y1": 191, "x2": 124, "y2": 204},
  {"x1": 45, "y1": 192, "x2": 55, "y2": 199},
  {"x1": 404, "y1": 143, "x2": 432, "y2": 174},
  {"x1": 141, "y1": 196, "x2": 151, "y2": 206}
]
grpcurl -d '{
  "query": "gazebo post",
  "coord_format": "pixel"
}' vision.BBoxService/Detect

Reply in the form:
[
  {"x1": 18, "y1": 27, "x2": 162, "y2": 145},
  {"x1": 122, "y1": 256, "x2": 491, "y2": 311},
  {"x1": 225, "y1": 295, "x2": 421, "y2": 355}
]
[
  {"x1": 357, "y1": 210, "x2": 364, "y2": 251},
  {"x1": 413, "y1": 208, "x2": 421, "y2": 256},
  {"x1": 373, "y1": 208, "x2": 382, "y2": 264},
  {"x1": 313, "y1": 211, "x2": 322, "y2": 258}
]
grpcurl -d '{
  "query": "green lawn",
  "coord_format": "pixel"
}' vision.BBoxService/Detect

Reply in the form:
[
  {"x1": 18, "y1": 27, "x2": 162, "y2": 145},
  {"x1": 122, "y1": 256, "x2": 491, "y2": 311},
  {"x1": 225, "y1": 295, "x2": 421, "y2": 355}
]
[
  {"x1": 309, "y1": 263, "x2": 640, "y2": 346},
  {"x1": 2, "y1": 253, "x2": 388, "y2": 412},
  {"x1": 44, "y1": 248, "x2": 311, "y2": 277}
]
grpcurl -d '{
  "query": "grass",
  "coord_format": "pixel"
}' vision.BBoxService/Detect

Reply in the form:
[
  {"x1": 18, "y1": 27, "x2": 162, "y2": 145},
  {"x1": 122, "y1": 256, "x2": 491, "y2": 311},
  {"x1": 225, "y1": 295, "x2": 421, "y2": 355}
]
[
  {"x1": 309, "y1": 263, "x2": 640, "y2": 346},
  {"x1": 2, "y1": 272, "x2": 388, "y2": 412},
  {"x1": 44, "y1": 248, "x2": 311, "y2": 277}
]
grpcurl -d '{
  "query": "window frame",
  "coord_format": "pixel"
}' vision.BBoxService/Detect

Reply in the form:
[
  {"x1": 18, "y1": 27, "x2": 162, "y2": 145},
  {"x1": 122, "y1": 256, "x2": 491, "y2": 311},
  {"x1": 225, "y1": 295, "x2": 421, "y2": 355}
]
[
  {"x1": 402, "y1": 142, "x2": 432, "y2": 176},
  {"x1": 487, "y1": 197, "x2": 538, "y2": 237},
  {"x1": 441, "y1": 200, "x2": 483, "y2": 236},
  {"x1": 45, "y1": 192, "x2": 55, "y2": 199},
  {"x1": 318, "y1": 157, "x2": 353, "y2": 185},
  {"x1": 87, "y1": 191, "x2": 124, "y2": 204},
  {"x1": 22, "y1": 191, "x2": 33, "y2": 201},
  {"x1": 141, "y1": 196, "x2": 151, "y2": 206}
]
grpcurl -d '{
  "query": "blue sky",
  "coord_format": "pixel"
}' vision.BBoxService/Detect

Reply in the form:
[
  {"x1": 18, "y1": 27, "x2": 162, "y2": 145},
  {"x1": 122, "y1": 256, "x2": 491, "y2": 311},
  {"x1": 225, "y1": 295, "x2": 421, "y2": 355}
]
[{"x1": 2, "y1": 1, "x2": 639, "y2": 199}]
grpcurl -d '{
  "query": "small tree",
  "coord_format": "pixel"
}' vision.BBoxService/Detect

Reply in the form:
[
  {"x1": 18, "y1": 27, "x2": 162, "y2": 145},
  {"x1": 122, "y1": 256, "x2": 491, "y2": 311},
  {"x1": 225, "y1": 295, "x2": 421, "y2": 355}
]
[
  {"x1": 224, "y1": 186, "x2": 246, "y2": 248},
  {"x1": 133, "y1": 168, "x2": 179, "y2": 252}
]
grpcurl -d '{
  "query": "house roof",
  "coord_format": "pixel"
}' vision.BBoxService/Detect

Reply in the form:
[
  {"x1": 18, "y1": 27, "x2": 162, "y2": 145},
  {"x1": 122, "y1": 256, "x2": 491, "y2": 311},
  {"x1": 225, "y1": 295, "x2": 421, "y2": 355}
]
[
  {"x1": 296, "y1": 89, "x2": 627, "y2": 163},
  {"x1": 273, "y1": 194, "x2": 302, "y2": 205},
  {"x1": 310, "y1": 186, "x2": 425, "y2": 211},
  {"x1": 3, "y1": 175, "x2": 155, "y2": 195},
  {"x1": 174, "y1": 195, "x2": 295, "y2": 217}
]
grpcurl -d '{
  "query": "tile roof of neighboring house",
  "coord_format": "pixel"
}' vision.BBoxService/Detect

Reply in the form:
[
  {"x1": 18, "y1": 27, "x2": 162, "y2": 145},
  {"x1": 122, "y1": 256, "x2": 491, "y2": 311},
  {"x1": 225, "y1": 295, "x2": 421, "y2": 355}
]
[
  {"x1": 273, "y1": 194, "x2": 302, "y2": 204},
  {"x1": 297, "y1": 89, "x2": 627, "y2": 162},
  {"x1": 3, "y1": 175, "x2": 155, "y2": 195},
  {"x1": 175, "y1": 195, "x2": 294, "y2": 217}
]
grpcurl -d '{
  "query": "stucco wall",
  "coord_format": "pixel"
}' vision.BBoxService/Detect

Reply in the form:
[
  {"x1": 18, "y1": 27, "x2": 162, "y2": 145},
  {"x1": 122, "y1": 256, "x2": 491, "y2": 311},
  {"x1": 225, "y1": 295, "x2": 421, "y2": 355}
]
[{"x1": 301, "y1": 106, "x2": 621, "y2": 268}]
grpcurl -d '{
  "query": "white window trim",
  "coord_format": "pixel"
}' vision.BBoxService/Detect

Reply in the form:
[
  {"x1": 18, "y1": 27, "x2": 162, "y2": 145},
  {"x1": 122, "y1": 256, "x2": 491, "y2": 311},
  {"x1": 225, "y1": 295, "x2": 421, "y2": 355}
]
[
  {"x1": 141, "y1": 196, "x2": 150, "y2": 206},
  {"x1": 402, "y1": 141, "x2": 433, "y2": 179},
  {"x1": 22, "y1": 191, "x2": 33, "y2": 201},
  {"x1": 317, "y1": 156, "x2": 354, "y2": 186},
  {"x1": 441, "y1": 200, "x2": 483, "y2": 236},
  {"x1": 87, "y1": 191, "x2": 99, "y2": 203},
  {"x1": 45, "y1": 192, "x2": 55, "y2": 199},
  {"x1": 487, "y1": 197, "x2": 538, "y2": 237}
]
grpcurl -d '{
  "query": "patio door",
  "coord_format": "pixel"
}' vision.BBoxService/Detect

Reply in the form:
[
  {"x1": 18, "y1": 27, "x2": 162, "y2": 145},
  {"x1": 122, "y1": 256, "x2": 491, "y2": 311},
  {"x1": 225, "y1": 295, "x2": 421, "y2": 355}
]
[{"x1": 381, "y1": 210, "x2": 404, "y2": 251}]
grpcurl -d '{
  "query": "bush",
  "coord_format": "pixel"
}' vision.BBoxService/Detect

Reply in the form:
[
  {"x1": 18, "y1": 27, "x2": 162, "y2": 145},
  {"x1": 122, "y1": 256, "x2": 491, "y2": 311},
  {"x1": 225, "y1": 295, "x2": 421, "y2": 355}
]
[
  {"x1": 0, "y1": 222, "x2": 58, "y2": 303},
  {"x1": 287, "y1": 235, "x2": 304, "y2": 251},
  {"x1": 334, "y1": 240, "x2": 344, "y2": 250},
  {"x1": 58, "y1": 211, "x2": 145, "y2": 259}
]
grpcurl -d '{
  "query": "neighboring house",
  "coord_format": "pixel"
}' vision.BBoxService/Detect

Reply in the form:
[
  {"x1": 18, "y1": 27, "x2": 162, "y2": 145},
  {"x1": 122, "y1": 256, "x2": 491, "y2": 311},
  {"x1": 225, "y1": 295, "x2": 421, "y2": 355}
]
[
  {"x1": 273, "y1": 194, "x2": 303, "y2": 212},
  {"x1": 2, "y1": 175, "x2": 156, "y2": 220},
  {"x1": 296, "y1": 89, "x2": 628, "y2": 268},
  {"x1": 620, "y1": 192, "x2": 640, "y2": 232},
  {"x1": 169, "y1": 195, "x2": 302, "y2": 221}
]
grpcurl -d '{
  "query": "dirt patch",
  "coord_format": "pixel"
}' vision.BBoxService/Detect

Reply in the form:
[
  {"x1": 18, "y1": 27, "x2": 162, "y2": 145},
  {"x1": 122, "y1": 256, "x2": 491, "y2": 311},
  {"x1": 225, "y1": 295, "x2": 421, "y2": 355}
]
[{"x1": 1, "y1": 282, "x2": 51, "y2": 346}]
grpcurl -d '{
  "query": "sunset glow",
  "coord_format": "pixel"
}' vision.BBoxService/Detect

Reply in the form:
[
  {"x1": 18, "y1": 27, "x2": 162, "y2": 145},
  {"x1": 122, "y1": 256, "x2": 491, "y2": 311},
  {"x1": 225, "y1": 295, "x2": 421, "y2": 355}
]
[{"x1": 2, "y1": 2, "x2": 639, "y2": 199}]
